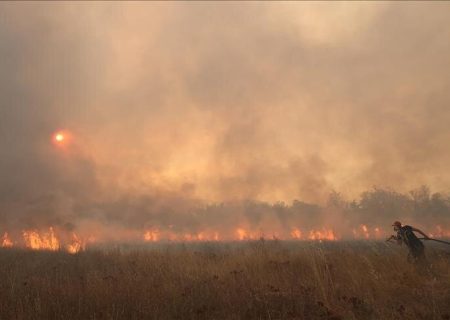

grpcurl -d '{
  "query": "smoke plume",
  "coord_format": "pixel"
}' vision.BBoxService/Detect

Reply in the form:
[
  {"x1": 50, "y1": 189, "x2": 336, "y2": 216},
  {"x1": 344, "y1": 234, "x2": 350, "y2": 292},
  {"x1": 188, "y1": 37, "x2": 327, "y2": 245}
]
[{"x1": 1, "y1": 3, "x2": 450, "y2": 240}]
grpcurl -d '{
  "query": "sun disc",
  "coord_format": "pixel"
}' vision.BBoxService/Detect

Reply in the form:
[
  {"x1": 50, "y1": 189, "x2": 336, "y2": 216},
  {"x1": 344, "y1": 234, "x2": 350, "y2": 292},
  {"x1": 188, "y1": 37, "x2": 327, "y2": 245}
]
[
  {"x1": 52, "y1": 131, "x2": 70, "y2": 146},
  {"x1": 55, "y1": 133, "x2": 64, "y2": 142}
]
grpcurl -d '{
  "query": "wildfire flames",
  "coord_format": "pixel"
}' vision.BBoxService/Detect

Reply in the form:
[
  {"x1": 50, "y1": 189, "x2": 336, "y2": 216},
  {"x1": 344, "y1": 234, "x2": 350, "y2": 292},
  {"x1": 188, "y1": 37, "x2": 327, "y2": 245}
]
[
  {"x1": 1, "y1": 228, "x2": 86, "y2": 253},
  {"x1": 352, "y1": 225, "x2": 384, "y2": 240},
  {"x1": 143, "y1": 227, "x2": 338, "y2": 242},
  {"x1": 142, "y1": 224, "x2": 449, "y2": 243},
  {"x1": 1, "y1": 233, "x2": 13, "y2": 248},
  {"x1": 1, "y1": 225, "x2": 449, "y2": 252},
  {"x1": 143, "y1": 227, "x2": 336, "y2": 242},
  {"x1": 23, "y1": 228, "x2": 60, "y2": 251}
]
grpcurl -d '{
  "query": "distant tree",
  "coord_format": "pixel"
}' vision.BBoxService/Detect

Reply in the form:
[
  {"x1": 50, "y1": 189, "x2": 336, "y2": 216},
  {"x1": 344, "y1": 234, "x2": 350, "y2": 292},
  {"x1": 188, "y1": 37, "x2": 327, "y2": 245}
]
[
  {"x1": 327, "y1": 190, "x2": 347, "y2": 209},
  {"x1": 357, "y1": 187, "x2": 411, "y2": 225},
  {"x1": 407, "y1": 185, "x2": 430, "y2": 222}
]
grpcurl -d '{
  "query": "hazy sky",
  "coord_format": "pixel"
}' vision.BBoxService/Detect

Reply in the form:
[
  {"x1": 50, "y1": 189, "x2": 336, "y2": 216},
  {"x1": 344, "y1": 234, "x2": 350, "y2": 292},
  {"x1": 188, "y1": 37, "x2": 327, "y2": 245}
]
[{"x1": 1, "y1": 2, "x2": 450, "y2": 231}]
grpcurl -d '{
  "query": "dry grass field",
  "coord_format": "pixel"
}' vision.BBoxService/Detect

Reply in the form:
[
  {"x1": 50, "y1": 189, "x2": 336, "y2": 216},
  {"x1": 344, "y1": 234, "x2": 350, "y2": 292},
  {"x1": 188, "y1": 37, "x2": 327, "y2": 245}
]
[{"x1": 0, "y1": 241, "x2": 449, "y2": 320}]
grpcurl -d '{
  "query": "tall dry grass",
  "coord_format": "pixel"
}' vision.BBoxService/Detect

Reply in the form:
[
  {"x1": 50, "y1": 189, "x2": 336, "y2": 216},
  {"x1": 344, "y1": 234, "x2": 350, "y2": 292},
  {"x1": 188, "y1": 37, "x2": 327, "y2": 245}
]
[{"x1": 0, "y1": 241, "x2": 449, "y2": 320}]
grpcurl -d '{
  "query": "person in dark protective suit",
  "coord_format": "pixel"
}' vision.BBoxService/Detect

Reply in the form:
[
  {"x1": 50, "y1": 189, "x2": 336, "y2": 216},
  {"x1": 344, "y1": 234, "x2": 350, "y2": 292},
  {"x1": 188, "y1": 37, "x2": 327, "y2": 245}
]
[{"x1": 387, "y1": 221, "x2": 429, "y2": 264}]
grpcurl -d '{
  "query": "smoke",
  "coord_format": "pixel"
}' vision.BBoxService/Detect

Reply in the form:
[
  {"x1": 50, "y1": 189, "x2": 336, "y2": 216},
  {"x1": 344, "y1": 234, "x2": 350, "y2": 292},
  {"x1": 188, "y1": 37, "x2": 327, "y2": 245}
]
[{"x1": 1, "y1": 3, "x2": 450, "y2": 237}]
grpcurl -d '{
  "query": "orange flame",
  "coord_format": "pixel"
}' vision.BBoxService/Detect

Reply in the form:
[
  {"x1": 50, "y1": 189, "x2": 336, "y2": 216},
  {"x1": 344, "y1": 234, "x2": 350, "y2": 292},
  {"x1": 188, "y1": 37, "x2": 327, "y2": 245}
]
[
  {"x1": 308, "y1": 229, "x2": 337, "y2": 241},
  {"x1": 1, "y1": 232, "x2": 13, "y2": 248},
  {"x1": 290, "y1": 228, "x2": 302, "y2": 239},
  {"x1": 2, "y1": 224, "x2": 448, "y2": 250},
  {"x1": 142, "y1": 227, "x2": 340, "y2": 242},
  {"x1": 66, "y1": 233, "x2": 85, "y2": 254},
  {"x1": 1, "y1": 228, "x2": 89, "y2": 253},
  {"x1": 23, "y1": 227, "x2": 60, "y2": 251},
  {"x1": 352, "y1": 225, "x2": 384, "y2": 240}
]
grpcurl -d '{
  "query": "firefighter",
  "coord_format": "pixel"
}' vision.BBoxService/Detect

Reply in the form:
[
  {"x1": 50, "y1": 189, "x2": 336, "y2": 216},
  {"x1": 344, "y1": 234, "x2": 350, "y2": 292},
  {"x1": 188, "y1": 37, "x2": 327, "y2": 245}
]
[{"x1": 387, "y1": 221, "x2": 429, "y2": 265}]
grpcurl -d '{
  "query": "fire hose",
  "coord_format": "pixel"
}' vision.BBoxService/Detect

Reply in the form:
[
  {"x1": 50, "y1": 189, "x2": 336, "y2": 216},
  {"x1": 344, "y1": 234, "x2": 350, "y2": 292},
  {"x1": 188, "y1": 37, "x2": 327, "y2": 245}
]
[
  {"x1": 386, "y1": 236, "x2": 450, "y2": 245},
  {"x1": 418, "y1": 237, "x2": 450, "y2": 245}
]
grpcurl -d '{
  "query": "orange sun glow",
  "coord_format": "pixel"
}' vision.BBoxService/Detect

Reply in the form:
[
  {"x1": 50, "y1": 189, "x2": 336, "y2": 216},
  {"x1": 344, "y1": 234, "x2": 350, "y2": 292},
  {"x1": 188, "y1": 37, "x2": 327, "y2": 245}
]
[
  {"x1": 55, "y1": 133, "x2": 64, "y2": 142},
  {"x1": 52, "y1": 130, "x2": 71, "y2": 146}
]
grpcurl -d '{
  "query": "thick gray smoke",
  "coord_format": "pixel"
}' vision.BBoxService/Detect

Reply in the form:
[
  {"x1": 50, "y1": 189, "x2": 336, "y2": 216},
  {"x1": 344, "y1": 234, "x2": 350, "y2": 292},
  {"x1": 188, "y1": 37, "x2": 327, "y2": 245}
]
[{"x1": 1, "y1": 3, "x2": 450, "y2": 239}]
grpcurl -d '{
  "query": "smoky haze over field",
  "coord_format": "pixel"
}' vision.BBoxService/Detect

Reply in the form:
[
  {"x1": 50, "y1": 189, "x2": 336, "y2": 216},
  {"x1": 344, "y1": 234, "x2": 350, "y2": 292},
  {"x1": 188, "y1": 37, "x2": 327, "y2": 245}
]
[{"x1": 1, "y1": 3, "x2": 450, "y2": 237}]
